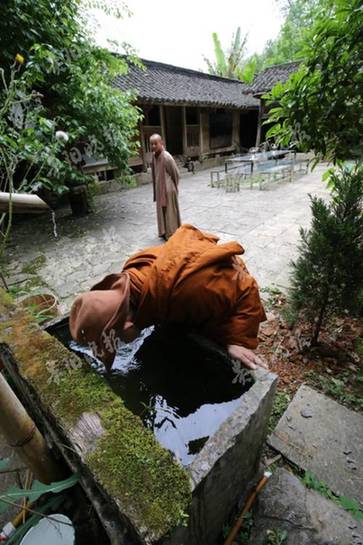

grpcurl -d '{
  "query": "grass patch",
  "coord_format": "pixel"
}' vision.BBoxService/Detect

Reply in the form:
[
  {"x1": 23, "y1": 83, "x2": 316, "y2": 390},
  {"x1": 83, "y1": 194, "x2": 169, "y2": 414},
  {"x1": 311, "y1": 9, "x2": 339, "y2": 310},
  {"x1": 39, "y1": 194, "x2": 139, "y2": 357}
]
[
  {"x1": 306, "y1": 370, "x2": 363, "y2": 411},
  {"x1": 302, "y1": 470, "x2": 363, "y2": 521},
  {"x1": 264, "y1": 529, "x2": 288, "y2": 545},
  {"x1": 268, "y1": 390, "x2": 292, "y2": 433},
  {"x1": 21, "y1": 254, "x2": 46, "y2": 275}
]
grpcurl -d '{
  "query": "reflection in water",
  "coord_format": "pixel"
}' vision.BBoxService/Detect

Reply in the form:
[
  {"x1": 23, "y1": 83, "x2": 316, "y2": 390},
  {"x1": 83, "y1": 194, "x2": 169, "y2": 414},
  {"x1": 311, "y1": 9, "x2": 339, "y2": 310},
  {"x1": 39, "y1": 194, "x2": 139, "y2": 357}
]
[{"x1": 69, "y1": 326, "x2": 253, "y2": 466}]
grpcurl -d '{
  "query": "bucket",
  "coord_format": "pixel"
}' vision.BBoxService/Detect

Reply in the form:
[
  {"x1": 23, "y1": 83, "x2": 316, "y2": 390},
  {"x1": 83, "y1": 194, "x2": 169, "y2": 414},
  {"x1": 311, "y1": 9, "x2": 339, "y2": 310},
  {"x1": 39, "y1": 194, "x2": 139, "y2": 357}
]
[{"x1": 19, "y1": 514, "x2": 75, "y2": 545}]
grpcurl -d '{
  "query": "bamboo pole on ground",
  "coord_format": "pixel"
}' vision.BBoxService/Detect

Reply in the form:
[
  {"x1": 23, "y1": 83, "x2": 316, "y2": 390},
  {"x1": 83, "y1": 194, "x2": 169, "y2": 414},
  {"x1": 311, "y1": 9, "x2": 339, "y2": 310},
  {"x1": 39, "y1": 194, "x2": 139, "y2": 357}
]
[
  {"x1": 0, "y1": 373, "x2": 62, "y2": 484},
  {"x1": 0, "y1": 192, "x2": 50, "y2": 214}
]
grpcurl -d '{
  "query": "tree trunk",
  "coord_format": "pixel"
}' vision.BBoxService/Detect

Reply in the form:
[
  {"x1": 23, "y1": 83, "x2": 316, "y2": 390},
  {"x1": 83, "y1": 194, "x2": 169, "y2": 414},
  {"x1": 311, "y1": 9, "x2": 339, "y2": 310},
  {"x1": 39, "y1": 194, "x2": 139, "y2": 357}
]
[
  {"x1": 311, "y1": 296, "x2": 329, "y2": 346},
  {"x1": 68, "y1": 185, "x2": 92, "y2": 217}
]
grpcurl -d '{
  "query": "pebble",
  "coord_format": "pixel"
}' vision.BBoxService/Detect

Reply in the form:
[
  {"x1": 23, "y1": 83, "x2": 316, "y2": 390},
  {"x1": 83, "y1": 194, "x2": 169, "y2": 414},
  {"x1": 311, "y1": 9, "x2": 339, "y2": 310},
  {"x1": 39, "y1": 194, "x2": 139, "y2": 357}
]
[{"x1": 300, "y1": 408, "x2": 313, "y2": 418}]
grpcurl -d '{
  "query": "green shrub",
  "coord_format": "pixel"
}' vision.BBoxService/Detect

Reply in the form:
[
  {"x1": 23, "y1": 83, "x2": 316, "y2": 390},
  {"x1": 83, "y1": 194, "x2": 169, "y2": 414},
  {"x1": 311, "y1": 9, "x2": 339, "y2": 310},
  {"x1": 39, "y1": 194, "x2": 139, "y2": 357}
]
[{"x1": 289, "y1": 165, "x2": 363, "y2": 344}]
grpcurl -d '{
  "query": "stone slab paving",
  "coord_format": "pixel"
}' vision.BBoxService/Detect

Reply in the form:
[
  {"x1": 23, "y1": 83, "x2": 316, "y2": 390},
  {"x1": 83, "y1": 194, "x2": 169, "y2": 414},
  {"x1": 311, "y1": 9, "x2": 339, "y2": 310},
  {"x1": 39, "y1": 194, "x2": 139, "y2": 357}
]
[
  {"x1": 5, "y1": 164, "x2": 329, "y2": 313},
  {"x1": 250, "y1": 468, "x2": 363, "y2": 545},
  {"x1": 268, "y1": 385, "x2": 363, "y2": 505}
]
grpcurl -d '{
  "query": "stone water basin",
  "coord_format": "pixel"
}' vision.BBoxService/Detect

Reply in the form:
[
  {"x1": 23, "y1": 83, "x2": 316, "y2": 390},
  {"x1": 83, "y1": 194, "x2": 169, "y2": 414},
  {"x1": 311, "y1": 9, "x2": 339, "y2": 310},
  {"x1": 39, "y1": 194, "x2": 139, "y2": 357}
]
[
  {"x1": 51, "y1": 323, "x2": 254, "y2": 467},
  {"x1": 0, "y1": 291, "x2": 276, "y2": 545},
  {"x1": 47, "y1": 317, "x2": 277, "y2": 545}
]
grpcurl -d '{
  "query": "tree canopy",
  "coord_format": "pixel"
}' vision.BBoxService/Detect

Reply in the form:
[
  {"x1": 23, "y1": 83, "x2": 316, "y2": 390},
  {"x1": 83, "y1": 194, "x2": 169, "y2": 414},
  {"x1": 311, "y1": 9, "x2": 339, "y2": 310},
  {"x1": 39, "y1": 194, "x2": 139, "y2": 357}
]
[
  {"x1": 266, "y1": 0, "x2": 363, "y2": 162},
  {"x1": 203, "y1": 27, "x2": 255, "y2": 83},
  {"x1": 253, "y1": 0, "x2": 328, "y2": 71},
  {"x1": 204, "y1": 0, "x2": 331, "y2": 80},
  {"x1": 0, "y1": 0, "x2": 141, "y2": 194}
]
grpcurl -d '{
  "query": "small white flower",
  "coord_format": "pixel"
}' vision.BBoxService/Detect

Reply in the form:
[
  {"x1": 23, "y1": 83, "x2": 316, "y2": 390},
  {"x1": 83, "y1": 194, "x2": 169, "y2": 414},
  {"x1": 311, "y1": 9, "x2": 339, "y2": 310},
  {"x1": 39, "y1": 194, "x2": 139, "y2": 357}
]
[{"x1": 55, "y1": 130, "x2": 69, "y2": 143}]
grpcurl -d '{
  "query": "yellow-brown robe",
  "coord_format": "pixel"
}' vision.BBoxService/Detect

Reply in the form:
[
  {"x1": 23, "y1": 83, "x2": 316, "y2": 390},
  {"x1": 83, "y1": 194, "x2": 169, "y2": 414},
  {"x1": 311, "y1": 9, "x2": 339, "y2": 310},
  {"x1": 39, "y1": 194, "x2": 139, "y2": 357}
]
[
  {"x1": 151, "y1": 149, "x2": 181, "y2": 239},
  {"x1": 124, "y1": 224, "x2": 266, "y2": 350}
]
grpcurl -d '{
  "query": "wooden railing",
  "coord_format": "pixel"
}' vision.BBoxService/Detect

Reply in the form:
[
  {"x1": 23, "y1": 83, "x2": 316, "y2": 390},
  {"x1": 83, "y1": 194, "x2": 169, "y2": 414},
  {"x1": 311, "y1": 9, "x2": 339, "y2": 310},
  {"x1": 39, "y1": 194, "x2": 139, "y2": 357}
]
[{"x1": 210, "y1": 133, "x2": 232, "y2": 150}]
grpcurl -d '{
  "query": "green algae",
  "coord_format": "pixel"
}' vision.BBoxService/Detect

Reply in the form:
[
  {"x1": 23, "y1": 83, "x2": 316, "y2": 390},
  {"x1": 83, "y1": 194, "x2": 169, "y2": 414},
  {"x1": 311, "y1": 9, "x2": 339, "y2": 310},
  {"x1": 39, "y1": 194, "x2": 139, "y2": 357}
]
[{"x1": 0, "y1": 289, "x2": 192, "y2": 538}]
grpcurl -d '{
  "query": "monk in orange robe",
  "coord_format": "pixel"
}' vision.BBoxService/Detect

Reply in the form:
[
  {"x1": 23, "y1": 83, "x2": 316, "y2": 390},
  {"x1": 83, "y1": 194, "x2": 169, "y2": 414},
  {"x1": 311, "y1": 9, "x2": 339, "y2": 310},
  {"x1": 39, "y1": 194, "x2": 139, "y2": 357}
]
[{"x1": 70, "y1": 225, "x2": 267, "y2": 372}]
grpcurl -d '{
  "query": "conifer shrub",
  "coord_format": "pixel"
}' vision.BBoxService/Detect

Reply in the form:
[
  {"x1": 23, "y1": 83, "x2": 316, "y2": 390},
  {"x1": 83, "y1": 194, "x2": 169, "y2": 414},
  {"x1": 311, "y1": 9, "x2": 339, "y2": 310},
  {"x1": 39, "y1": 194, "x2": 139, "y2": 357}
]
[{"x1": 289, "y1": 165, "x2": 363, "y2": 345}]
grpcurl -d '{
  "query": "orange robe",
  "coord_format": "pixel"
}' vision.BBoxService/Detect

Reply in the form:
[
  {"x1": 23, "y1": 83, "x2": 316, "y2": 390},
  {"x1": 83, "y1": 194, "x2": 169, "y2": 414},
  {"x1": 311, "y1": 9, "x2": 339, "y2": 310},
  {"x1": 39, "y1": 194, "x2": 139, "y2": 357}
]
[{"x1": 123, "y1": 224, "x2": 266, "y2": 349}]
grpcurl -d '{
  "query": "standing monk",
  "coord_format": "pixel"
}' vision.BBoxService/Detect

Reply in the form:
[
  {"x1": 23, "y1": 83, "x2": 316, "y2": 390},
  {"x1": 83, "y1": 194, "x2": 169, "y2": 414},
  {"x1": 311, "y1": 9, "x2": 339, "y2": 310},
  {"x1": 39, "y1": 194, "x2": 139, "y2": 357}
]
[{"x1": 150, "y1": 134, "x2": 181, "y2": 240}]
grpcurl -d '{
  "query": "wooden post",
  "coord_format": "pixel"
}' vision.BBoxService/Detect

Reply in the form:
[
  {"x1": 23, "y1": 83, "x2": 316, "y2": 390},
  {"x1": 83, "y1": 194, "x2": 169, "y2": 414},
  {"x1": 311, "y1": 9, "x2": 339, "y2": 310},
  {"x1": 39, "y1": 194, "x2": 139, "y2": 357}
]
[
  {"x1": 138, "y1": 121, "x2": 147, "y2": 172},
  {"x1": 0, "y1": 373, "x2": 62, "y2": 484},
  {"x1": 199, "y1": 108, "x2": 203, "y2": 158},
  {"x1": 160, "y1": 105, "x2": 166, "y2": 143},
  {"x1": 255, "y1": 98, "x2": 263, "y2": 147},
  {"x1": 200, "y1": 109, "x2": 209, "y2": 155},
  {"x1": 182, "y1": 106, "x2": 188, "y2": 156},
  {"x1": 232, "y1": 110, "x2": 240, "y2": 151}
]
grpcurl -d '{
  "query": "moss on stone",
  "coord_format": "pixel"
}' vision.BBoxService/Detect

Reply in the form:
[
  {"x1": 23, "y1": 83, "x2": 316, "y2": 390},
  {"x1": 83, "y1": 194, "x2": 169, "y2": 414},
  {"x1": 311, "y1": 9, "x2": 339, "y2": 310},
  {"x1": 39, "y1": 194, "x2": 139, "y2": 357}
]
[
  {"x1": 87, "y1": 403, "x2": 191, "y2": 536},
  {"x1": 0, "y1": 289, "x2": 192, "y2": 538}
]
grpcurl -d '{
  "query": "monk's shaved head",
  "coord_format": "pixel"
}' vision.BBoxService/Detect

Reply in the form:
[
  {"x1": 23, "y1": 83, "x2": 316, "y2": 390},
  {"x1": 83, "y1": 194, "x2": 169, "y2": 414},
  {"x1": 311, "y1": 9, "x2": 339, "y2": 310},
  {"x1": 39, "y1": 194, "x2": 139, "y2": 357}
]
[
  {"x1": 150, "y1": 133, "x2": 164, "y2": 155},
  {"x1": 150, "y1": 133, "x2": 162, "y2": 143}
]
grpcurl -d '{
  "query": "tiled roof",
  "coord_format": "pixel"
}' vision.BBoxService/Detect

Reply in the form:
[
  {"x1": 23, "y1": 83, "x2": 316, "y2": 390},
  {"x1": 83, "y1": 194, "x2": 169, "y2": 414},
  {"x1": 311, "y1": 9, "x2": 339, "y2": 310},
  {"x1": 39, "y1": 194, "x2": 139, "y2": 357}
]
[
  {"x1": 113, "y1": 58, "x2": 259, "y2": 109},
  {"x1": 246, "y1": 61, "x2": 301, "y2": 96}
]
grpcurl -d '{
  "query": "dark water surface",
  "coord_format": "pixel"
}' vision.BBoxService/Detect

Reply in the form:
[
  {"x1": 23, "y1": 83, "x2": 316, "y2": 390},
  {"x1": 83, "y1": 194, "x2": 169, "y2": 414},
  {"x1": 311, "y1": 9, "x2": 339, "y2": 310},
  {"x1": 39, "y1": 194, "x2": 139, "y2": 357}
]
[{"x1": 49, "y1": 321, "x2": 253, "y2": 466}]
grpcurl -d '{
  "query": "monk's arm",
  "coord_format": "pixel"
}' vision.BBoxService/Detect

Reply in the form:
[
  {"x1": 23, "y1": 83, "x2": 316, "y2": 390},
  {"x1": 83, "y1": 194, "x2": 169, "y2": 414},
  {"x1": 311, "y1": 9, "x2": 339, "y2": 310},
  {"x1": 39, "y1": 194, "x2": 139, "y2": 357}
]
[
  {"x1": 165, "y1": 156, "x2": 180, "y2": 187},
  {"x1": 218, "y1": 275, "x2": 268, "y2": 370}
]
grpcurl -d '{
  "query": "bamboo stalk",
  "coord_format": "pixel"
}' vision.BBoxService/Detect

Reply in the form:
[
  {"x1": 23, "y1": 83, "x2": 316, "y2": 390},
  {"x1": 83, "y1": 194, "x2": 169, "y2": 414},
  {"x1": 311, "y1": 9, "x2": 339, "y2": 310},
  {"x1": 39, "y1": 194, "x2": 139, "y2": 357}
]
[
  {"x1": 0, "y1": 192, "x2": 50, "y2": 214},
  {"x1": 223, "y1": 471, "x2": 271, "y2": 545},
  {"x1": 21, "y1": 470, "x2": 33, "y2": 524},
  {"x1": 1, "y1": 497, "x2": 73, "y2": 527},
  {"x1": 0, "y1": 373, "x2": 62, "y2": 484}
]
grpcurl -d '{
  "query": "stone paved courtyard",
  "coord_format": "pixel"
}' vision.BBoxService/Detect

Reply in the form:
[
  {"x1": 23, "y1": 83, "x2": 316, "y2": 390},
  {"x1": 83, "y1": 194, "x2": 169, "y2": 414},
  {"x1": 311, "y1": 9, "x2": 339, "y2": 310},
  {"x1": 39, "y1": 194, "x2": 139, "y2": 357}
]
[{"x1": 5, "y1": 164, "x2": 329, "y2": 312}]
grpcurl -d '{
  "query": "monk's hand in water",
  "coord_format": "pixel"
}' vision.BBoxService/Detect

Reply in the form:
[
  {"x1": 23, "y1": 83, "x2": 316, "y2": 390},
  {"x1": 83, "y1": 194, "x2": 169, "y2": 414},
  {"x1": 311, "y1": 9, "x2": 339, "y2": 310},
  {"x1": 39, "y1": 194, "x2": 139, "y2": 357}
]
[{"x1": 227, "y1": 344, "x2": 268, "y2": 371}]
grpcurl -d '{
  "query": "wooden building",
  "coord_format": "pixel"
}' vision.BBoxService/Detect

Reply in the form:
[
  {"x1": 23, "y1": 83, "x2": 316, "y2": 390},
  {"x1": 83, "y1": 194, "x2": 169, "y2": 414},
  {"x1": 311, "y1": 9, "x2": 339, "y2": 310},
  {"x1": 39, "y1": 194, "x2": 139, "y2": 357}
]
[
  {"x1": 245, "y1": 61, "x2": 300, "y2": 146},
  {"x1": 114, "y1": 59, "x2": 259, "y2": 170}
]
